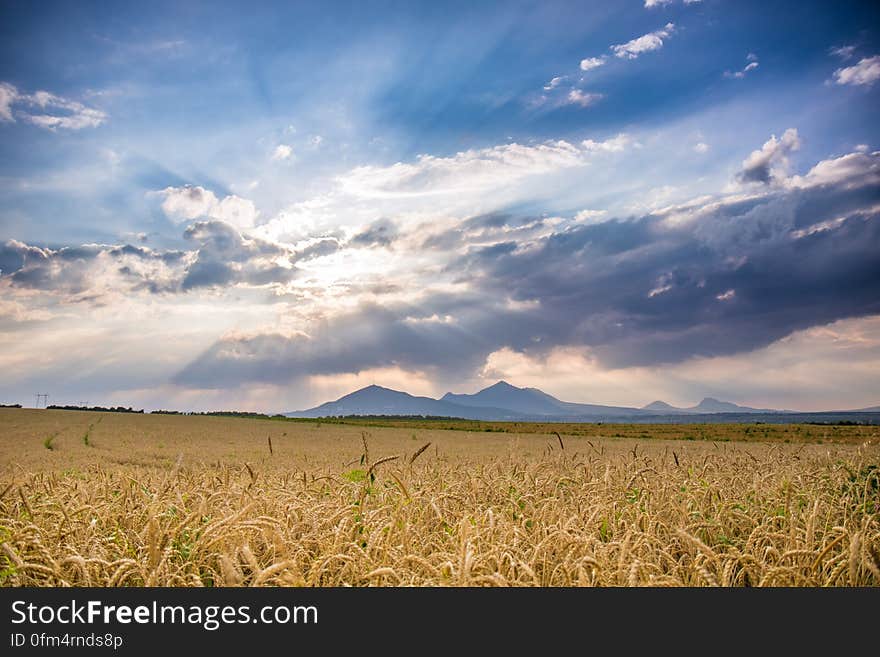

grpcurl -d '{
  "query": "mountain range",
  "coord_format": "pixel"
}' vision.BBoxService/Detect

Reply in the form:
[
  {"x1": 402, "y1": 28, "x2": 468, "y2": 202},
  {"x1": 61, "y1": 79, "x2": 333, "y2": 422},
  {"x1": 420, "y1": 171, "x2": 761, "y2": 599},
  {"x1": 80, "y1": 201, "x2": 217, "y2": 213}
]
[{"x1": 286, "y1": 380, "x2": 873, "y2": 422}]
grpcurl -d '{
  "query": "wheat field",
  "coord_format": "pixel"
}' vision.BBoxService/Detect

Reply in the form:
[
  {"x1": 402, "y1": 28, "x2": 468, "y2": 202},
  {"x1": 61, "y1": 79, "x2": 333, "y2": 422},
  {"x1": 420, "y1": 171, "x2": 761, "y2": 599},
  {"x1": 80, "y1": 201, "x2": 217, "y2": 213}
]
[{"x1": 1, "y1": 408, "x2": 878, "y2": 586}]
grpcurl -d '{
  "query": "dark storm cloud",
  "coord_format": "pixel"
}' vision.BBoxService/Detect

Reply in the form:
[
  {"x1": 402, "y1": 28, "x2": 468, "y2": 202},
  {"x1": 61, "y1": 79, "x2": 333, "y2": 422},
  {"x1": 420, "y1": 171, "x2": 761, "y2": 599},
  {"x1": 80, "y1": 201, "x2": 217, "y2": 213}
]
[
  {"x1": 1, "y1": 220, "x2": 302, "y2": 296},
  {"x1": 173, "y1": 296, "x2": 529, "y2": 388},
  {"x1": 295, "y1": 238, "x2": 341, "y2": 261},
  {"x1": 350, "y1": 218, "x2": 398, "y2": 247},
  {"x1": 460, "y1": 212, "x2": 519, "y2": 230},
  {"x1": 180, "y1": 220, "x2": 297, "y2": 290},
  {"x1": 1, "y1": 238, "x2": 186, "y2": 295},
  {"x1": 174, "y1": 149, "x2": 880, "y2": 386},
  {"x1": 736, "y1": 128, "x2": 801, "y2": 185},
  {"x1": 421, "y1": 212, "x2": 549, "y2": 251},
  {"x1": 0, "y1": 239, "x2": 48, "y2": 275}
]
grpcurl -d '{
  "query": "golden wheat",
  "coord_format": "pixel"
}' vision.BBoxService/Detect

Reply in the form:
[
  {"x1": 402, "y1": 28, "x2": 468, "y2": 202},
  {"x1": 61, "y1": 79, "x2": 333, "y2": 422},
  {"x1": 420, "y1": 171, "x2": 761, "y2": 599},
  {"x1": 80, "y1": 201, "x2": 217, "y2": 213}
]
[{"x1": 0, "y1": 408, "x2": 877, "y2": 586}]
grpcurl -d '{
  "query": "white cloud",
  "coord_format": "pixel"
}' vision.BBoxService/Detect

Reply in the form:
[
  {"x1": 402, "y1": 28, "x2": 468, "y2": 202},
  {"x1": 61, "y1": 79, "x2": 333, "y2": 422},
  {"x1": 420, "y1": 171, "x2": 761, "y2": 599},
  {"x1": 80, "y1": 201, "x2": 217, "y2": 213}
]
[
  {"x1": 339, "y1": 140, "x2": 589, "y2": 197},
  {"x1": 725, "y1": 54, "x2": 760, "y2": 79},
  {"x1": 272, "y1": 144, "x2": 293, "y2": 161},
  {"x1": 573, "y1": 209, "x2": 608, "y2": 224},
  {"x1": 829, "y1": 45, "x2": 856, "y2": 60},
  {"x1": 833, "y1": 55, "x2": 880, "y2": 86},
  {"x1": 611, "y1": 23, "x2": 675, "y2": 59},
  {"x1": 543, "y1": 76, "x2": 565, "y2": 90},
  {"x1": 310, "y1": 135, "x2": 323, "y2": 147},
  {"x1": 579, "y1": 57, "x2": 605, "y2": 72},
  {"x1": 693, "y1": 142, "x2": 710, "y2": 154},
  {"x1": 213, "y1": 196, "x2": 259, "y2": 229},
  {"x1": 335, "y1": 135, "x2": 639, "y2": 202},
  {"x1": 160, "y1": 186, "x2": 219, "y2": 221},
  {"x1": 0, "y1": 297, "x2": 57, "y2": 322},
  {"x1": 258, "y1": 134, "x2": 644, "y2": 243},
  {"x1": 566, "y1": 89, "x2": 603, "y2": 107},
  {"x1": 158, "y1": 185, "x2": 258, "y2": 229},
  {"x1": 0, "y1": 82, "x2": 107, "y2": 130},
  {"x1": 646, "y1": 0, "x2": 700, "y2": 5},
  {"x1": 787, "y1": 149, "x2": 880, "y2": 190},
  {"x1": 581, "y1": 133, "x2": 637, "y2": 152},
  {"x1": 0, "y1": 82, "x2": 16, "y2": 122}
]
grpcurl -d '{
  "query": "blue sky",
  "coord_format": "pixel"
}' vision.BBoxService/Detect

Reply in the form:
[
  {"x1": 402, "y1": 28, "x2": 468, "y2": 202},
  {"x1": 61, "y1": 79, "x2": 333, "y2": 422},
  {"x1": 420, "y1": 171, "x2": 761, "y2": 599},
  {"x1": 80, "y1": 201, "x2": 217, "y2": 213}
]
[{"x1": 1, "y1": 0, "x2": 879, "y2": 411}]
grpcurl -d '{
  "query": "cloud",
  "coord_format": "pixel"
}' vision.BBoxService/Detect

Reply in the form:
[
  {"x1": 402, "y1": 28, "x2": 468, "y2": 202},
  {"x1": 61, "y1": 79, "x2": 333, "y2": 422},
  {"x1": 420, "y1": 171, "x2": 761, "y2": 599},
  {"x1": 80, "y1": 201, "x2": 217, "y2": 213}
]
[
  {"x1": 829, "y1": 45, "x2": 857, "y2": 60},
  {"x1": 173, "y1": 299, "x2": 502, "y2": 387},
  {"x1": 0, "y1": 297, "x2": 57, "y2": 323},
  {"x1": 179, "y1": 221, "x2": 305, "y2": 291},
  {"x1": 543, "y1": 76, "x2": 565, "y2": 90},
  {"x1": 172, "y1": 141, "x2": 880, "y2": 388},
  {"x1": 0, "y1": 239, "x2": 49, "y2": 276},
  {"x1": 725, "y1": 53, "x2": 760, "y2": 79},
  {"x1": 693, "y1": 142, "x2": 710, "y2": 154},
  {"x1": 258, "y1": 133, "x2": 642, "y2": 247},
  {"x1": 419, "y1": 212, "x2": 553, "y2": 253},
  {"x1": 1, "y1": 239, "x2": 186, "y2": 298},
  {"x1": 611, "y1": 23, "x2": 675, "y2": 60},
  {"x1": 8, "y1": 133, "x2": 878, "y2": 402},
  {"x1": 566, "y1": 89, "x2": 603, "y2": 107},
  {"x1": 645, "y1": 0, "x2": 701, "y2": 5},
  {"x1": 212, "y1": 196, "x2": 259, "y2": 229},
  {"x1": 160, "y1": 185, "x2": 219, "y2": 221},
  {"x1": 339, "y1": 140, "x2": 589, "y2": 197},
  {"x1": 787, "y1": 150, "x2": 880, "y2": 190},
  {"x1": 833, "y1": 55, "x2": 880, "y2": 87},
  {"x1": 476, "y1": 315, "x2": 880, "y2": 412},
  {"x1": 272, "y1": 144, "x2": 293, "y2": 160},
  {"x1": 350, "y1": 218, "x2": 399, "y2": 248},
  {"x1": 0, "y1": 218, "x2": 306, "y2": 298},
  {"x1": 581, "y1": 133, "x2": 637, "y2": 152},
  {"x1": 0, "y1": 82, "x2": 107, "y2": 130},
  {"x1": 579, "y1": 57, "x2": 605, "y2": 72},
  {"x1": 573, "y1": 209, "x2": 608, "y2": 224},
  {"x1": 0, "y1": 83, "x2": 16, "y2": 121},
  {"x1": 158, "y1": 186, "x2": 258, "y2": 229},
  {"x1": 736, "y1": 128, "x2": 800, "y2": 185}
]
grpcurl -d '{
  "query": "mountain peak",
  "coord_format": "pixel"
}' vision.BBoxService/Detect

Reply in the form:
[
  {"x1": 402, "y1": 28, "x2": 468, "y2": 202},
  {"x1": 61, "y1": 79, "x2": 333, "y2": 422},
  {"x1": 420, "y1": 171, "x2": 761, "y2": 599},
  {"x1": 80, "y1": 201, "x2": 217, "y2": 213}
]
[
  {"x1": 692, "y1": 397, "x2": 755, "y2": 413},
  {"x1": 643, "y1": 400, "x2": 676, "y2": 410},
  {"x1": 486, "y1": 380, "x2": 519, "y2": 390},
  {"x1": 349, "y1": 384, "x2": 392, "y2": 393}
]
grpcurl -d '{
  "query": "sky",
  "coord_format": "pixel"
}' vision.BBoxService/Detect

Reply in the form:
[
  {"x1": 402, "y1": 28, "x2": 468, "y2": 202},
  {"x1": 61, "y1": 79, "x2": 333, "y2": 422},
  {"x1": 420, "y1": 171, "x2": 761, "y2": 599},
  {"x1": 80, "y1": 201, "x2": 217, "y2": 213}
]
[{"x1": 1, "y1": 0, "x2": 879, "y2": 412}]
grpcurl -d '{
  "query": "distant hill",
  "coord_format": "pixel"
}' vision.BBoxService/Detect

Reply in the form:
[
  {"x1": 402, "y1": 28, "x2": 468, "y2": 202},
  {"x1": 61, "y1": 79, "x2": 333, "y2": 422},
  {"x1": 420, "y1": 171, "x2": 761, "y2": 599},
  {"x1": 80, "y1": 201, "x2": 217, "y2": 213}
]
[
  {"x1": 286, "y1": 385, "x2": 528, "y2": 421},
  {"x1": 642, "y1": 400, "x2": 692, "y2": 414},
  {"x1": 642, "y1": 397, "x2": 779, "y2": 414},
  {"x1": 849, "y1": 405, "x2": 880, "y2": 412},
  {"x1": 286, "y1": 380, "x2": 871, "y2": 422},
  {"x1": 442, "y1": 380, "x2": 645, "y2": 417}
]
